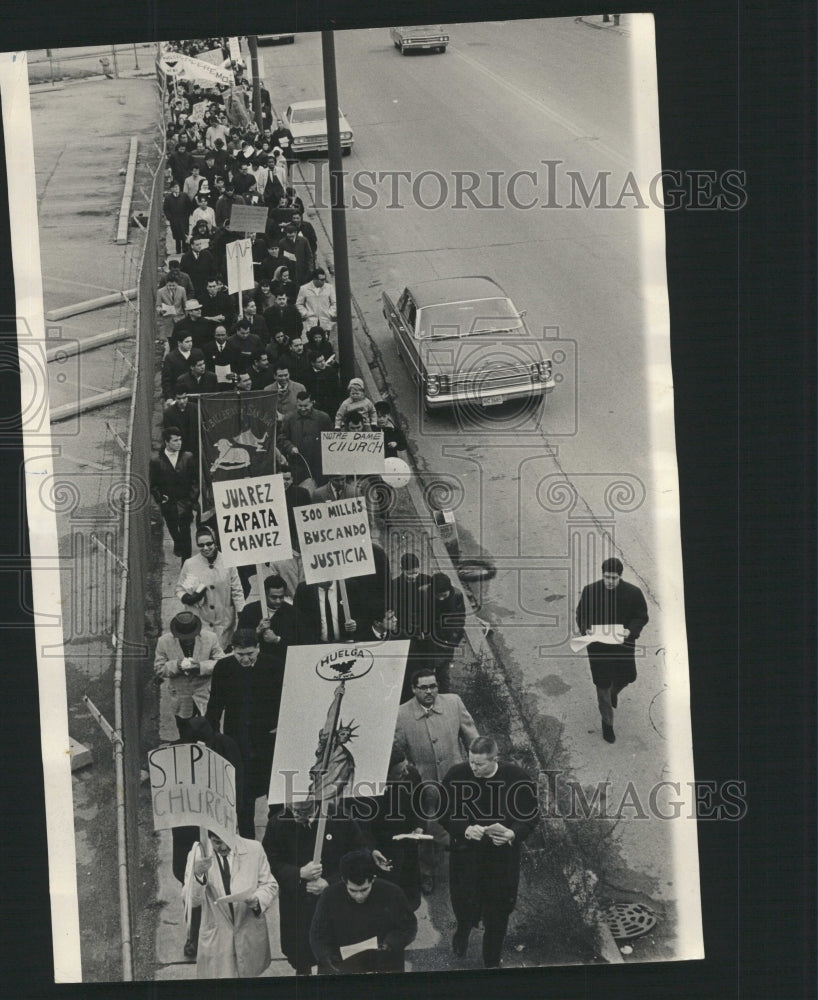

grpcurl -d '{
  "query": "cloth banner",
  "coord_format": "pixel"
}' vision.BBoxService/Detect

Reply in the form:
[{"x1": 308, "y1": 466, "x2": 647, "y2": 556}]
[
  {"x1": 159, "y1": 51, "x2": 235, "y2": 87},
  {"x1": 199, "y1": 389, "x2": 280, "y2": 518}
]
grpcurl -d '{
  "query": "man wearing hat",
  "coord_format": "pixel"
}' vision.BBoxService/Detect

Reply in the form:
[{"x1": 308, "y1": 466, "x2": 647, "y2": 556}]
[
  {"x1": 171, "y1": 299, "x2": 211, "y2": 351},
  {"x1": 154, "y1": 612, "x2": 224, "y2": 736}
]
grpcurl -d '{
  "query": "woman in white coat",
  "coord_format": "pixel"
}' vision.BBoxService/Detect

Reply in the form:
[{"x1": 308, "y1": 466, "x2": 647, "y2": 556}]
[
  {"x1": 185, "y1": 832, "x2": 279, "y2": 979},
  {"x1": 176, "y1": 526, "x2": 245, "y2": 649}
]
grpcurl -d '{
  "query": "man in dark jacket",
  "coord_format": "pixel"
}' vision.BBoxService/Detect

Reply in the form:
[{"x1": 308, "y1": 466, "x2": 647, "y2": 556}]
[
  {"x1": 205, "y1": 630, "x2": 286, "y2": 837},
  {"x1": 262, "y1": 800, "x2": 365, "y2": 975},
  {"x1": 149, "y1": 427, "x2": 198, "y2": 560},
  {"x1": 440, "y1": 736, "x2": 539, "y2": 968},
  {"x1": 575, "y1": 556, "x2": 649, "y2": 744},
  {"x1": 309, "y1": 849, "x2": 418, "y2": 974},
  {"x1": 180, "y1": 240, "x2": 217, "y2": 300},
  {"x1": 421, "y1": 571, "x2": 466, "y2": 695},
  {"x1": 237, "y1": 574, "x2": 297, "y2": 662}
]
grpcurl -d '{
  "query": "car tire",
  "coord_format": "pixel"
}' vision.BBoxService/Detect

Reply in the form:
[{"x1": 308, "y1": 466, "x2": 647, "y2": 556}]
[
  {"x1": 399, "y1": 43, "x2": 406, "y2": 55},
  {"x1": 342, "y1": 146, "x2": 352, "y2": 157},
  {"x1": 438, "y1": 46, "x2": 446, "y2": 53}
]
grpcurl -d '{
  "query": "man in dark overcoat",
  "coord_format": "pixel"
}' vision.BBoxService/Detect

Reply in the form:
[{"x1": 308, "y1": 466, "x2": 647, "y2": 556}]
[{"x1": 575, "y1": 556, "x2": 649, "y2": 743}]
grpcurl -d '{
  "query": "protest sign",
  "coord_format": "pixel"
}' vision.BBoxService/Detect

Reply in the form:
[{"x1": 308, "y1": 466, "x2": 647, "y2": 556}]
[
  {"x1": 148, "y1": 743, "x2": 237, "y2": 847},
  {"x1": 228, "y1": 203, "x2": 270, "y2": 234},
  {"x1": 225, "y1": 237, "x2": 253, "y2": 296},
  {"x1": 321, "y1": 431, "x2": 385, "y2": 476},
  {"x1": 228, "y1": 37, "x2": 242, "y2": 64},
  {"x1": 268, "y1": 640, "x2": 409, "y2": 804},
  {"x1": 294, "y1": 495, "x2": 374, "y2": 583},
  {"x1": 212, "y1": 473, "x2": 292, "y2": 567}
]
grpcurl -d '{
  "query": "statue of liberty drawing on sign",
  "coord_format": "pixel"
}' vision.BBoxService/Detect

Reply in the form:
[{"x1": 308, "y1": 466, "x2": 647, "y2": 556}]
[{"x1": 307, "y1": 681, "x2": 360, "y2": 805}]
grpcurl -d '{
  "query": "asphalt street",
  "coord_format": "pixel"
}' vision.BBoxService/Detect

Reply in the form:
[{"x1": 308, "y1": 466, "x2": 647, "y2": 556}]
[{"x1": 261, "y1": 16, "x2": 699, "y2": 942}]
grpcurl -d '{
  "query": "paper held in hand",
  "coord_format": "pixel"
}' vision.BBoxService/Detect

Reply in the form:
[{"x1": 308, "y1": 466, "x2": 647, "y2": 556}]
[
  {"x1": 392, "y1": 832, "x2": 434, "y2": 841},
  {"x1": 569, "y1": 624, "x2": 628, "y2": 653},
  {"x1": 340, "y1": 937, "x2": 379, "y2": 961}
]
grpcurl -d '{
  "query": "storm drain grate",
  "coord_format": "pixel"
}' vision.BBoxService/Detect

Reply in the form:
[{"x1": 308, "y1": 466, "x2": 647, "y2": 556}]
[{"x1": 601, "y1": 902, "x2": 658, "y2": 940}]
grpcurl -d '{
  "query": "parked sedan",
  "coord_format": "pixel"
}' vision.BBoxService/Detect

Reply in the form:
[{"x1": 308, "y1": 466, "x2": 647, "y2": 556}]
[
  {"x1": 390, "y1": 26, "x2": 450, "y2": 54},
  {"x1": 284, "y1": 100, "x2": 354, "y2": 156},
  {"x1": 382, "y1": 276, "x2": 555, "y2": 412},
  {"x1": 257, "y1": 33, "x2": 295, "y2": 45}
]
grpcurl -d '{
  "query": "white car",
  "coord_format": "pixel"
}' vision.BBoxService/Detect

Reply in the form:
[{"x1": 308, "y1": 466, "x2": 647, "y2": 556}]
[
  {"x1": 390, "y1": 26, "x2": 449, "y2": 54},
  {"x1": 285, "y1": 100, "x2": 354, "y2": 156},
  {"x1": 257, "y1": 33, "x2": 295, "y2": 45}
]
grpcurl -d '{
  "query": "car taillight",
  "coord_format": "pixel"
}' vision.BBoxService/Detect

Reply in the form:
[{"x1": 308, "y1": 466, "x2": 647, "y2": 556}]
[{"x1": 427, "y1": 374, "x2": 440, "y2": 396}]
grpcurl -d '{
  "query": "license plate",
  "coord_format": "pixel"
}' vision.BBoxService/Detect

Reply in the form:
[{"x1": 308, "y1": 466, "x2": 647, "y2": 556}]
[{"x1": 480, "y1": 394, "x2": 505, "y2": 407}]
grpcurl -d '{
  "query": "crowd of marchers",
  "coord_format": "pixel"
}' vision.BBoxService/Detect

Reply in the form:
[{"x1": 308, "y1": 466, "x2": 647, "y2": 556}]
[
  {"x1": 149, "y1": 38, "x2": 649, "y2": 980},
  {"x1": 149, "y1": 43, "x2": 541, "y2": 979}
]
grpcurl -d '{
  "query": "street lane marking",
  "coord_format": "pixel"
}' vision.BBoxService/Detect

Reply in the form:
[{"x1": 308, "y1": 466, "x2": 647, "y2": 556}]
[{"x1": 449, "y1": 44, "x2": 630, "y2": 169}]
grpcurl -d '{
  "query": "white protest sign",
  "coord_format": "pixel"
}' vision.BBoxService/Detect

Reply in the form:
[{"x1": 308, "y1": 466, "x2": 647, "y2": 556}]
[
  {"x1": 212, "y1": 474, "x2": 293, "y2": 567},
  {"x1": 268, "y1": 641, "x2": 409, "y2": 803},
  {"x1": 225, "y1": 237, "x2": 254, "y2": 296},
  {"x1": 228, "y1": 37, "x2": 242, "y2": 63},
  {"x1": 294, "y1": 495, "x2": 375, "y2": 583},
  {"x1": 321, "y1": 431, "x2": 385, "y2": 476},
  {"x1": 148, "y1": 743, "x2": 237, "y2": 848},
  {"x1": 189, "y1": 100, "x2": 210, "y2": 125},
  {"x1": 228, "y1": 203, "x2": 270, "y2": 234}
]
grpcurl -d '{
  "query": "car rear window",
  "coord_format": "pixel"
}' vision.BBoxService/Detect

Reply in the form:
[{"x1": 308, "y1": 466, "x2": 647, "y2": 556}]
[{"x1": 418, "y1": 299, "x2": 524, "y2": 339}]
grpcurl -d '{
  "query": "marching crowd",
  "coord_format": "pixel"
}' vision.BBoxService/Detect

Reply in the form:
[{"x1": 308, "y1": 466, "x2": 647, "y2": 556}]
[{"x1": 149, "y1": 43, "x2": 541, "y2": 979}]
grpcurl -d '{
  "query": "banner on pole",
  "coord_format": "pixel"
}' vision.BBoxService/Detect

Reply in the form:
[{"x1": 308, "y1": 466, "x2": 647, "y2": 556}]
[
  {"x1": 321, "y1": 431, "x2": 385, "y2": 476},
  {"x1": 148, "y1": 744, "x2": 237, "y2": 848},
  {"x1": 212, "y1": 473, "x2": 292, "y2": 567},
  {"x1": 158, "y1": 51, "x2": 235, "y2": 87},
  {"x1": 226, "y1": 238, "x2": 254, "y2": 295},
  {"x1": 228, "y1": 203, "x2": 270, "y2": 235},
  {"x1": 199, "y1": 389, "x2": 280, "y2": 514},
  {"x1": 294, "y1": 496, "x2": 375, "y2": 584},
  {"x1": 268, "y1": 641, "x2": 409, "y2": 804}
]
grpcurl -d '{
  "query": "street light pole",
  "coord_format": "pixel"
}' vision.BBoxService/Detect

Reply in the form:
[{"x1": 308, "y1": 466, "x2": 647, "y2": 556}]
[
  {"x1": 321, "y1": 30, "x2": 355, "y2": 386},
  {"x1": 247, "y1": 35, "x2": 264, "y2": 131}
]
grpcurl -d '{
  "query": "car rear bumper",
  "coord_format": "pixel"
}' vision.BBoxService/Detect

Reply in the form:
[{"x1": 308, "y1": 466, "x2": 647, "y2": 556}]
[
  {"x1": 293, "y1": 137, "x2": 354, "y2": 154},
  {"x1": 400, "y1": 39, "x2": 447, "y2": 49},
  {"x1": 424, "y1": 379, "x2": 554, "y2": 410}
]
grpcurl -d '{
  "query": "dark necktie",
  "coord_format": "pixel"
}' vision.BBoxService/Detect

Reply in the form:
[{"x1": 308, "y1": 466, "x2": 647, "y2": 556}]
[
  {"x1": 323, "y1": 587, "x2": 335, "y2": 641},
  {"x1": 217, "y1": 852, "x2": 234, "y2": 920}
]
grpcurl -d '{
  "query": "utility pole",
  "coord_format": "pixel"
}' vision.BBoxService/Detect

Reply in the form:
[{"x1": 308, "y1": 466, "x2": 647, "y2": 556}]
[
  {"x1": 247, "y1": 35, "x2": 264, "y2": 131},
  {"x1": 321, "y1": 30, "x2": 355, "y2": 386}
]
